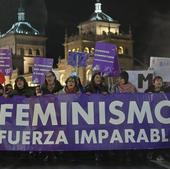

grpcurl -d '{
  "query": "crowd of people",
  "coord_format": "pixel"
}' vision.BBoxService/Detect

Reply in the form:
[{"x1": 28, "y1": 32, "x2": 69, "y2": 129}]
[
  {"x1": 1, "y1": 70, "x2": 170, "y2": 98},
  {"x1": 0, "y1": 70, "x2": 170, "y2": 163}
]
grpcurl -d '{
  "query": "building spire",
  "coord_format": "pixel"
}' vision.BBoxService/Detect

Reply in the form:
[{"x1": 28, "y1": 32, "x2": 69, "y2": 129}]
[
  {"x1": 95, "y1": 0, "x2": 102, "y2": 13},
  {"x1": 18, "y1": 0, "x2": 25, "y2": 21}
]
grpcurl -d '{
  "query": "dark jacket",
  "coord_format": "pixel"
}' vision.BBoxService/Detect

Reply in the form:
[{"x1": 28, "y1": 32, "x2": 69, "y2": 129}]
[
  {"x1": 85, "y1": 83, "x2": 108, "y2": 94},
  {"x1": 41, "y1": 80, "x2": 63, "y2": 95},
  {"x1": 11, "y1": 87, "x2": 34, "y2": 97},
  {"x1": 145, "y1": 85, "x2": 166, "y2": 93}
]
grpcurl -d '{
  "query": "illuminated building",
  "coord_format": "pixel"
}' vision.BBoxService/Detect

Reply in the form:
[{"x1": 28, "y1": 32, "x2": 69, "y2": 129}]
[
  {"x1": 0, "y1": 0, "x2": 47, "y2": 85},
  {"x1": 58, "y1": 0, "x2": 134, "y2": 85}
]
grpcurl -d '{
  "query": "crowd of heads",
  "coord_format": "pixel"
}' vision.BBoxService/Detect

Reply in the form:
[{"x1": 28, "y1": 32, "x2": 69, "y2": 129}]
[{"x1": 0, "y1": 69, "x2": 169, "y2": 98}]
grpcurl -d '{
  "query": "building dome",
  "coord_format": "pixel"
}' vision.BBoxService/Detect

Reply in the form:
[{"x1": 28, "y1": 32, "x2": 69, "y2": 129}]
[
  {"x1": 1, "y1": 0, "x2": 39, "y2": 37},
  {"x1": 90, "y1": 12, "x2": 114, "y2": 22},
  {"x1": 89, "y1": 0, "x2": 118, "y2": 23},
  {"x1": 4, "y1": 21, "x2": 39, "y2": 36}
]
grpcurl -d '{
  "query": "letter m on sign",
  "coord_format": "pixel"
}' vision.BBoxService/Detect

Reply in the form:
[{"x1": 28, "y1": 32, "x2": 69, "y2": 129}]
[{"x1": 138, "y1": 73, "x2": 153, "y2": 88}]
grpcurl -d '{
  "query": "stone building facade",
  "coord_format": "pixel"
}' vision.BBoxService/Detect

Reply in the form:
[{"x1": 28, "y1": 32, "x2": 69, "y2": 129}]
[
  {"x1": 58, "y1": 0, "x2": 134, "y2": 85},
  {"x1": 0, "y1": 0, "x2": 47, "y2": 85}
]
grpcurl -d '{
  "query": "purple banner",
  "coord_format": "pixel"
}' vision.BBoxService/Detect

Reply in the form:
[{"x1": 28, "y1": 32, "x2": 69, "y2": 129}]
[
  {"x1": 0, "y1": 48, "x2": 12, "y2": 76},
  {"x1": 32, "y1": 57, "x2": 53, "y2": 84},
  {"x1": 68, "y1": 52, "x2": 87, "y2": 67},
  {"x1": 93, "y1": 42, "x2": 120, "y2": 76},
  {"x1": 0, "y1": 93, "x2": 170, "y2": 151}
]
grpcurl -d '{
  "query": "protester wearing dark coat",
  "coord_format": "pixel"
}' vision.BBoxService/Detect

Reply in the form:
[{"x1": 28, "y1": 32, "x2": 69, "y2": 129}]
[
  {"x1": 84, "y1": 71, "x2": 108, "y2": 161},
  {"x1": 85, "y1": 71, "x2": 108, "y2": 94},
  {"x1": 12, "y1": 76, "x2": 33, "y2": 97},
  {"x1": 145, "y1": 75, "x2": 168, "y2": 161},
  {"x1": 41, "y1": 71, "x2": 63, "y2": 95},
  {"x1": 145, "y1": 76, "x2": 166, "y2": 93}
]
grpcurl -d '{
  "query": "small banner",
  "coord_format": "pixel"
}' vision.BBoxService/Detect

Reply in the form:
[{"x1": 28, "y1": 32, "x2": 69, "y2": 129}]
[
  {"x1": 68, "y1": 52, "x2": 87, "y2": 67},
  {"x1": 93, "y1": 42, "x2": 120, "y2": 76},
  {"x1": 32, "y1": 57, "x2": 53, "y2": 84},
  {"x1": 0, "y1": 48, "x2": 12, "y2": 76},
  {"x1": 127, "y1": 70, "x2": 154, "y2": 92},
  {"x1": 0, "y1": 93, "x2": 170, "y2": 151},
  {"x1": 150, "y1": 56, "x2": 170, "y2": 81}
]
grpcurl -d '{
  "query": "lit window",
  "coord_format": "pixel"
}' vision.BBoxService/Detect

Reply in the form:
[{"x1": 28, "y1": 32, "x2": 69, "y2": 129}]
[
  {"x1": 118, "y1": 46, "x2": 124, "y2": 55},
  {"x1": 90, "y1": 48, "x2": 95, "y2": 54},
  {"x1": 84, "y1": 47, "x2": 89, "y2": 53}
]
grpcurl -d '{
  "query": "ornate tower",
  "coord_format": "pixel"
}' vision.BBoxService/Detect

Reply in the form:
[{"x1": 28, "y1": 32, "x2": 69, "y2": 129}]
[
  {"x1": 58, "y1": 0, "x2": 134, "y2": 84},
  {"x1": 0, "y1": 0, "x2": 47, "y2": 85}
]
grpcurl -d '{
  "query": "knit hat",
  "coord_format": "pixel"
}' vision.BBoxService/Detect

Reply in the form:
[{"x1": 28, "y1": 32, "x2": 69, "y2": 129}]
[{"x1": 120, "y1": 71, "x2": 129, "y2": 84}]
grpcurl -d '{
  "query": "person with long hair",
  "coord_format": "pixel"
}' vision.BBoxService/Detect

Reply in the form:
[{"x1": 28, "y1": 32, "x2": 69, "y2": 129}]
[
  {"x1": 12, "y1": 76, "x2": 33, "y2": 97},
  {"x1": 41, "y1": 71, "x2": 63, "y2": 95},
  {"x1": 85, "y1": 71, "x2": 108, "y2": 94},
  {"x1": 84, "y1": 71, "x2": 108, "y2": 161}
]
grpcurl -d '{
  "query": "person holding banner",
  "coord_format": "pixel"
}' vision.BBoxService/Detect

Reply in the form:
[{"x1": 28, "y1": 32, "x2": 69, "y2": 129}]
[
  {"x1": 84, "y1": 71, "x2": 108, "y2": 95},
  {"x1": 11, "y1": 76, "x2": 34, "y2": 97},
  {"x1": 113, "y1": 71, "x2": 137, "y2": 93},
  {"x1": 145, "y1": 76, "x2": 166, "y2": 93},
  {"x1": 58, "y1": 76, "x2": 81, "y2": 94},
  {"x1": 111, "y1": 71, "x2": 138, "y2": 162},
  {"x1": 84, "y1": 71, "x2": 108, "y2": 161},
  {"x1": 34, "y1": 85, "x2": 42, "y2": 96},
  {"x1": 73, "y1": 75, "x2": 84, "y2": 93},
  {"x1": 41, "y1": 71, "x2": 63, "y2": 95},
  {"x1": 145, "y1": 75, "x2": 167, "y2": 161},
  {"x1": 4, "y1": 84, "x2": 13, "y2": 98}
]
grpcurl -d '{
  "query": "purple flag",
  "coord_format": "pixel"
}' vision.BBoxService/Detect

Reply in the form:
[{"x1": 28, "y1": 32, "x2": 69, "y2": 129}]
[
  {"x1": 68, "y1": 52, "x2": 87, "y2": 67},
  {"x1": 0, "y1": 48, "x2": 12, "y2": 76},
  {"x1": 32, "y1": 57, "x2": 53, "y2": 84},
  {"x1": 93, "y1": 42, "x2": 120, "y2": 76}
]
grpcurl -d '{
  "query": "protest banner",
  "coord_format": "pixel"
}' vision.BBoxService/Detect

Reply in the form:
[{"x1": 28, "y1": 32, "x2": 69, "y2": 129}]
[
  {"x1": 32, "y1": 57, "x2": 53, "y2": 84},
  {"x1": 93, "y1": 42, "x2": 120, "y2": 76},
  {"x1": 127, "y1": 70, "x2": 154, "y2": 92},
  {"x1": 0, "y1": 48, "x2": 12, "y2": 76},
  {"x1": 0, "y1": 93, "x2": 169, "y2": 151},
  {"x1": 150, "y1": 56, "x2": 170, "y2": 81}
]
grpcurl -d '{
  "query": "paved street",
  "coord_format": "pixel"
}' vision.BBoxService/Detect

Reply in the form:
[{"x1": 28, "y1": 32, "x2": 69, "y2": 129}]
[{"x1": 0, "y1": 151, "x2": 169, "y2": 169}]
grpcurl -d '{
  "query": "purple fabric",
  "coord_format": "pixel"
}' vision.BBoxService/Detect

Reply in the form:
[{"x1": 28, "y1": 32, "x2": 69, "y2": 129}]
[
  {"x1": 68, "y1": 52, "x2": 87, "y2": 67},
  {"x1": 0, "y1": 93, "x2": 170, "y2": 151},
  {"x1": 93, "y1": 42, "x2": 120, "y2": 76},
  {"x1": 0, "y1": 49, "x2": 12, "y2": 76},
  {"x1": 32, "y1": 57, "x2": 53, "y2": 84}
]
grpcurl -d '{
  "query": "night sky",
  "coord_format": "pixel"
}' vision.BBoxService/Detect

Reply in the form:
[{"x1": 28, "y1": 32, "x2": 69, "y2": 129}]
[{"x1": 0, "y1": 0, "x2": 170, "y2": 67}]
